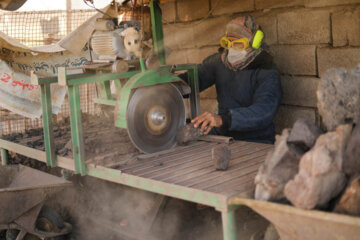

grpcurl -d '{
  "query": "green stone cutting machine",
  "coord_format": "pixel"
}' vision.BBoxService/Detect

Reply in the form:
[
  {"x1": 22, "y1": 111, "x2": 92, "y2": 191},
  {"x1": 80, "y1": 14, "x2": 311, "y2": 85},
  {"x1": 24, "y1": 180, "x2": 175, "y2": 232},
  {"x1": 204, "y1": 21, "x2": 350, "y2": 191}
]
[{"x1": 3, "y1": 1, "x2": 358, "y2": 240}]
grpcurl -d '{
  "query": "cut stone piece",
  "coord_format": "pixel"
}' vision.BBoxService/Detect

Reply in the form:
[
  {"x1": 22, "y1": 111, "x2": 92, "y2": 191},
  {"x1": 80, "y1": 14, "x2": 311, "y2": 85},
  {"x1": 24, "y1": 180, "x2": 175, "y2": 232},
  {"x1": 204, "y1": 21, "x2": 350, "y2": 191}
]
[{"x1": 212, "y1": 144, "x2": 231, "y2": 171}]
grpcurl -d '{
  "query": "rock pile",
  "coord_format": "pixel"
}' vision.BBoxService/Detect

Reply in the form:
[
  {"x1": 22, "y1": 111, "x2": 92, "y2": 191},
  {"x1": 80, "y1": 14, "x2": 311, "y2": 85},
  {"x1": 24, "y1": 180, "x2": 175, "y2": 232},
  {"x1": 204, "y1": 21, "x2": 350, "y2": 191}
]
[
  {"x1": 255, "y1": 65, "x2": 360, "y2": 216},
  {"x1": 254, "y1": 119, "x2": 322, "y2": 203},
  {"x1": 284, "y1": 124, "x2": 350, "y2": 209}
]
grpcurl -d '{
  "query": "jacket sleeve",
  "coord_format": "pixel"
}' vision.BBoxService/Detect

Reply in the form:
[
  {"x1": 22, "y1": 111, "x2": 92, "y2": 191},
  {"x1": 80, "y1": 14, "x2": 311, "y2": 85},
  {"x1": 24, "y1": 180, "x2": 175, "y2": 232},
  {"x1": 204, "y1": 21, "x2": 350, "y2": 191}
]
[
  {"x1": 228, "y1": 69, "x2": 282, "y2": 131},
  {"x1": 178, "y1": 54, "x2": 218, "y2": 92}
]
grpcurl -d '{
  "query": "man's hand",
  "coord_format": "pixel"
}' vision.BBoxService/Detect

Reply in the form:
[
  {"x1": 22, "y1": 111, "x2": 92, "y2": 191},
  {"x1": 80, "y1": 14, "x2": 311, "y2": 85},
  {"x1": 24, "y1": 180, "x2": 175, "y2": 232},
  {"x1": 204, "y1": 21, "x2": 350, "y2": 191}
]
[{"x1": 191, "y1": 112, "x2": 223, "y2": 135}]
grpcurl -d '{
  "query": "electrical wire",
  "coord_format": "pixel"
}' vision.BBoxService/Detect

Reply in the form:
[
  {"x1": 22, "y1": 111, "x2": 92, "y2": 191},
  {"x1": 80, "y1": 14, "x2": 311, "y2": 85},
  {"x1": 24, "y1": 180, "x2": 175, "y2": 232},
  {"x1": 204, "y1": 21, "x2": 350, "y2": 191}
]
[
  {"x1": 82, "y1": 0, "x2": 113, "y2": 18},
  {"x1": 141, "y1": 0, "x2": 144, "y2": 38}
]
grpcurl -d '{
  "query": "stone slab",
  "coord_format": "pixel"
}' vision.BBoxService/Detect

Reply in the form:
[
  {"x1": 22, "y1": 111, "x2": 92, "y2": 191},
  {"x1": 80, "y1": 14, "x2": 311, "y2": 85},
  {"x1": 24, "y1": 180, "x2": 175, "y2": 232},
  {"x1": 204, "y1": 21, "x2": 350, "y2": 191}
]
[
  {"x1": 255, "y1": 0, "x2": 304, "y2": 10},
  {"x1": 274, "y1": 106, "x2": 316, "y2": 134},
  {"x1": 161, "y1": 2, "x2": 176, "y2": 23},
  {"x1": 271, "y1": 45, "x2": 316, "y2": 75},
  {"x1": 163, "y1": 16, "x2": 231, "y2": 50},
  {"x1": 211, "y1": 0, "x2": 254, "y2": 16},
  {"x1": 317, "y1": 47, "x2": 360, "y2": 77},
  {"x1": 332, "y1": 8, "x2": 360, "y2": 47},
  {"x1": 281, "y1": 76, "x2": 320, "y2": 107},
  {"x1": 257, "y1": 15, "x2": 278, "y2": 45},
  {"x1": 166, "y1": 49, "x2": 189, "y2": 65},
  {"x1": 163, "y1": 23, "x2": 195, "y2": 49},
  {"x1": 193, "y1": 16, "x2": 232, "y2": 48},
  {"x1": 278, "y1": 10, "x2": 330, "y2": 44},
  {"x1": 177, "y1": 0, "x2": 209, "y2": 22},
  {"x1": 305, "y1": 0, "x2": 360, "y2": 7}
]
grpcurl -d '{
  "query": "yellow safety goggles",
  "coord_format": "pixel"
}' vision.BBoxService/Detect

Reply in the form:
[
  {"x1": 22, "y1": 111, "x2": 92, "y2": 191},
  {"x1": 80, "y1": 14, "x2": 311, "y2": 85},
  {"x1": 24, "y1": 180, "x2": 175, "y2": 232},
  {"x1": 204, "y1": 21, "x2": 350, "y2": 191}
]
[{"x1": 220, "y1": 36, "x2": 250, "y2": 50}]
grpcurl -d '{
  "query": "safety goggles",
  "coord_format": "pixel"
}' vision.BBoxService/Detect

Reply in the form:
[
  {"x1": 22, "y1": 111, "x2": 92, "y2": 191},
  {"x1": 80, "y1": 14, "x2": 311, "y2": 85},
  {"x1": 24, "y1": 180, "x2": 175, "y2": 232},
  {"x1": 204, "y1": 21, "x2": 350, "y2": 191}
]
[{"x1": 220, "y1": 36, "x2": 249, "y2": 50}]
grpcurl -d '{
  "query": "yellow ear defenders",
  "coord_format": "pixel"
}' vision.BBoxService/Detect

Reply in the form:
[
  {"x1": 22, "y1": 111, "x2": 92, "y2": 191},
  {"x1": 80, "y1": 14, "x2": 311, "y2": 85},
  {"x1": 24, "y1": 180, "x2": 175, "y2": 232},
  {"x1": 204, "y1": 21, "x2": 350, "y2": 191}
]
[
  {"x1": 220, "y1": 30, "x2": 264, "y2": 50},
  {"x1": 252, "y1": 30, "x2": 264, "y2": 49}
]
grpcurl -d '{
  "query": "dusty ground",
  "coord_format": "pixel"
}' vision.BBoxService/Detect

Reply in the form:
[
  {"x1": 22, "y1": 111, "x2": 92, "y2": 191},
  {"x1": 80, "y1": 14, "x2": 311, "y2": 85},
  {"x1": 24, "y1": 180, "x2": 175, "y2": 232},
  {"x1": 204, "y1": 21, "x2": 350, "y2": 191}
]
[
  {"x1": 44, "y1": 175, "x2": 270, "y2": 240},
  {"x1": 1, "y1": 113, "x2": 270, "y2": 240}
]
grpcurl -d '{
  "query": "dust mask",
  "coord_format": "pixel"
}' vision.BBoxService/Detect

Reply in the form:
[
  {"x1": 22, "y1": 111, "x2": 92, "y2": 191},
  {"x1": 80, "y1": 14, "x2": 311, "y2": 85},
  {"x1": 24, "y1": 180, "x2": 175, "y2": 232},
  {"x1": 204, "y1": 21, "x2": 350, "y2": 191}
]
[{"x1": 227, "y1": 48, "x2": 248, "y2": 64}]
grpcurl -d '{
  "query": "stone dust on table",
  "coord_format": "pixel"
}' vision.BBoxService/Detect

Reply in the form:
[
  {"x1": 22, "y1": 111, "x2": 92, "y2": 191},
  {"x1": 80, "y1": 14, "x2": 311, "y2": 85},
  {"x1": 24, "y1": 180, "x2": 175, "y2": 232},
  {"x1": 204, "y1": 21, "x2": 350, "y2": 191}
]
[{"x1": 1, "y1": 113, "x2": 140, "y2": 167}]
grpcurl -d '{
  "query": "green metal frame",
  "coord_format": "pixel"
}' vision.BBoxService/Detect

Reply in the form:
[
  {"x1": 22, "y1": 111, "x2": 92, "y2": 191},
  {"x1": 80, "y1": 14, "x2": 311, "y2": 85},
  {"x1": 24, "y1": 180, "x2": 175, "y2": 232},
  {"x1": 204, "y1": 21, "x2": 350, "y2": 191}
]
[
  {"x1": 114, "y1": 69, "x2": 181, "y2": 128},
  {"x1": 114, "y1": 66, "x2": 198, "y2": 128},
  {"x1": 0, "y1": 139, "x2": 230, "y2": 210},
  {"x1": 0, "y1": 135, "x2": 241, "y2": 239},
  {"x1": 31, "y1": 63, "x2": 200, "y2": 176},
  {"x1": 2, "y1": 139, "x2": 241, "y2": 240},
  {"x1": 97, "y1": 80, "x2": 112, "y2": 100},
  {"x1": 29, "y1": 65, "x2": 239, "y2": 237},
  {"x1": 0, "y1": 1, "x2": 241, "y2": 239},
  {"x1": 40, "y1": 83, "x2": 56, "y2": 167},
  {"x1": 175, "y1": 65, "x2": 201, "y2": 119},
  {"x1": 1, "y1": 148, "x2": 8, "y2": 166},
  {"x1": 67, "y1": 83, "x2": 86, "y2": 175},
  {"x1": 150, "y1": 0, "x2": 165, "y2": 65}
]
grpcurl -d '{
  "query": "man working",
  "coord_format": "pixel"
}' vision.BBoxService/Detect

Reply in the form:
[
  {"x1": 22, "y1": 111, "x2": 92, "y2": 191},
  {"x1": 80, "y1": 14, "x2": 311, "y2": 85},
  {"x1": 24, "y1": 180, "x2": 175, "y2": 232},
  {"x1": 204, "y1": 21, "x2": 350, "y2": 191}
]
[{"x1": 181, "y1": 15, "x2": 282, "y2": 143}]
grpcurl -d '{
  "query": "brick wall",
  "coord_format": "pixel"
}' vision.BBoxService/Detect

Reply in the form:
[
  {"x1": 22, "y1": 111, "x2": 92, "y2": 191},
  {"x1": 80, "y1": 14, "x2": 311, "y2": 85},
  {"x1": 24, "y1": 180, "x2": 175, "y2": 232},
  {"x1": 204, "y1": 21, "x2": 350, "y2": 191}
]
[{"x1": 160, "y1": 0, "x2": 360, "y2": 132}]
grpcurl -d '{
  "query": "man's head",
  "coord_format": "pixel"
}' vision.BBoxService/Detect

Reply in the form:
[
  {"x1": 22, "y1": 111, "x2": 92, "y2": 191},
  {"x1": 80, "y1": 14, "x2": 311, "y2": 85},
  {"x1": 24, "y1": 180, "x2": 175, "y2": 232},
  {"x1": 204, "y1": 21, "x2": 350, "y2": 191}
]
[
  {"x1": 220, "y1": 15, "x2": 264, "y2": 70},
  {"x1": 220, "y1": 15, "x2": 263, "y2": 51}
]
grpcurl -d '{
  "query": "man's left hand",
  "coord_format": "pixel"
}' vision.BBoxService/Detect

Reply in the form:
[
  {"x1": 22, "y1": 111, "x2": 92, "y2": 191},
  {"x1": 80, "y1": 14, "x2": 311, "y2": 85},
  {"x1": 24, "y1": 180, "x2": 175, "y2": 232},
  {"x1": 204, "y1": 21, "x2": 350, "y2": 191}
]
[{"x1": 191, "y1": 112, "x2": 223, "y2": 135}]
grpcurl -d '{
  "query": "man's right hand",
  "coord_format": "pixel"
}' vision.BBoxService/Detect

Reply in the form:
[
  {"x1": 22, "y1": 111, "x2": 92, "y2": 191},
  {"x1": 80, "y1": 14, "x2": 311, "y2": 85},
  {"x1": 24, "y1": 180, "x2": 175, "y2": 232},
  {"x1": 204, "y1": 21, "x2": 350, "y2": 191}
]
[{"x1": 191, "y1": 112, "x2": 223, "y2": 135}]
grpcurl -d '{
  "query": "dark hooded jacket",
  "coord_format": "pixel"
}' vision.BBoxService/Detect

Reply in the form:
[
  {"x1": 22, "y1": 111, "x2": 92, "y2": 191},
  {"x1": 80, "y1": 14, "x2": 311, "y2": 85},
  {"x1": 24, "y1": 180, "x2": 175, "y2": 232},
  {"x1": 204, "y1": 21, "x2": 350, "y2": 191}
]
[{"x1": 180, "y1": 50, "x2": 282, "y2": 143}]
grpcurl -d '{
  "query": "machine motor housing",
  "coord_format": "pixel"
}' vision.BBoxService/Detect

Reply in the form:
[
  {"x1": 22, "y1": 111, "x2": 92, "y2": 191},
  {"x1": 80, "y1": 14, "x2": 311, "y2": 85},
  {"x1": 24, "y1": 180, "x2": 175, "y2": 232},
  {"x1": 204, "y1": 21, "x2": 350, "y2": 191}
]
[{"x1": 90, "y1": 18, "x2": 141, "y2": 62}]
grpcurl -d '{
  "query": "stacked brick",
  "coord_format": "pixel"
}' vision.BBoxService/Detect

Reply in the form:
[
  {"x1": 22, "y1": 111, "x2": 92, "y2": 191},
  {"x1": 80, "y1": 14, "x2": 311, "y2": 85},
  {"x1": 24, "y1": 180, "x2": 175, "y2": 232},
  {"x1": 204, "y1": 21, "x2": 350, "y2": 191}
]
[{"x1": 160, "y1": 0, "x2": 360, "y2": 132}]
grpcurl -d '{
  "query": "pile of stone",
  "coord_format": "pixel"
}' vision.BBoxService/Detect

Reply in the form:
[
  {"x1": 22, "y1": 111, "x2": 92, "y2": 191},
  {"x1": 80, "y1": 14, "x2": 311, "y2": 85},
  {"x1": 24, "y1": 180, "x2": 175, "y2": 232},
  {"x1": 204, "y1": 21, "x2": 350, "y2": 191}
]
[{"x1": 255, "y1": 65, "x2": 360, "y2": 216}]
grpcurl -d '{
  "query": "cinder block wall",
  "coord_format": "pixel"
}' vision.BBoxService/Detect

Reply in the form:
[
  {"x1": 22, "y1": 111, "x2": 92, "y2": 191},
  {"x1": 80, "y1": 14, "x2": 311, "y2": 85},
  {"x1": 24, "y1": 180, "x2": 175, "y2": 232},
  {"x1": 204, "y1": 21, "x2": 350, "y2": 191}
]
[{"x1": 160, "y1": 0, "x2": 360, "y2": 133}]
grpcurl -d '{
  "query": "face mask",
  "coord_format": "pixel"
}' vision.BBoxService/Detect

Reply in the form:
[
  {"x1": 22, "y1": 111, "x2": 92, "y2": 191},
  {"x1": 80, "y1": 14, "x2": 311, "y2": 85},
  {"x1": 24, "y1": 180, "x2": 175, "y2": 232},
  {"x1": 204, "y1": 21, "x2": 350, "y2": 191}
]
[{"x1": 227, "y1": 48, "x2": 248, "y2": 64}]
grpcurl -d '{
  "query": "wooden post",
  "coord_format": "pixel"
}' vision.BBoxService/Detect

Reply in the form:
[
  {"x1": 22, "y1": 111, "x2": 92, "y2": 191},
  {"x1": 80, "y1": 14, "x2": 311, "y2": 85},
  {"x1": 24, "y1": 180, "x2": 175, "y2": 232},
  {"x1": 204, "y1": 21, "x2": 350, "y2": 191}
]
[
  {"x1": 66, "y1": 0, "x2": 72, "y2": 34},
  {"x1": 7, "y1": 120, "x2": 11, "y2": 134}
]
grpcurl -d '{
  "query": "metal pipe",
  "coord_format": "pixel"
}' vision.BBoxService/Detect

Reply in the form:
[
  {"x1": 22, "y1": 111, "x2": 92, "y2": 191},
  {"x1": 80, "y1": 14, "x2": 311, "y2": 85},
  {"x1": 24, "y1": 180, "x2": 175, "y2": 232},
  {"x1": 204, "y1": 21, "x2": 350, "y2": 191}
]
[
  {"x1": 1, "y1": 148, "x2": 8, "y2": 166},
  {"x1": 221, "y1": 209, "x2": 237, "y2": 240},
  {"x1": 140, "y1": 58, "x2": 146, "y2": 72}
]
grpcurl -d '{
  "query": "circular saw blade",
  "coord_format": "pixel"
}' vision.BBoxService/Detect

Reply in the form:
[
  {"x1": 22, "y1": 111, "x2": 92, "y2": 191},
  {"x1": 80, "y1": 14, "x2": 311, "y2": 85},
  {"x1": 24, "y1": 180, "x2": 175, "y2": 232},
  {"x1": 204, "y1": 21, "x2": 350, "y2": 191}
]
[{"x1": 126, "y1": 84, "x2": 185, "y2": 153}]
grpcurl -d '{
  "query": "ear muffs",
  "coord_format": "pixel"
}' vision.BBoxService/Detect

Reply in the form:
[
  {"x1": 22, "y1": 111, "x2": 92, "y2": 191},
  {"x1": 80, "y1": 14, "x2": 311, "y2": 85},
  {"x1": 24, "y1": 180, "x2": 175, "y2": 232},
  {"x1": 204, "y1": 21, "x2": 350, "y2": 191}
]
[{"x1": 251, "y1": 30, "x2": 264, "y2": 49}]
